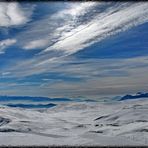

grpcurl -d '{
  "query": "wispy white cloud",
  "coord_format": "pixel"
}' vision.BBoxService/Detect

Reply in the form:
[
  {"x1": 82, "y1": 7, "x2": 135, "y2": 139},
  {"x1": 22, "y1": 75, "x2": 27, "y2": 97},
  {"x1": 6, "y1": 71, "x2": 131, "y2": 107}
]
[
  {"x1": 1, "y1": 2, "x2": 148, "y2": 97},
  {"x1": 23, "y1": 39, "x2": 49, "y2": 50},
  {"x1": 0, "y1": 39, "x2": 16, "y2": 54},
  {"x1": 2, "y1": 55, "x2": 148, "y2": 98},
  {"x1": 17, "y1": 1, "x2": 148, "y2": 71},
  {"x1": 34, "y1": 56, "x2": 148, "y2": 97},
  {"x1": 20, "y1": 2, "x2": 98, "y2": 50},
  {"x1": 0, "y1": 2, "x2": 33, "y2": 27},
  {"x1": 14, "y1": 1, "x2": 148, "y2": 76},
  {"x1": 4, "y1": 2, "x2": 148, "y2": 78},
  {"x1": 53, "y1": 2, "x2": 97, "y2": 19},
  {"x1": 44, "y1": 2, "x2": 148, "y2": 54}
]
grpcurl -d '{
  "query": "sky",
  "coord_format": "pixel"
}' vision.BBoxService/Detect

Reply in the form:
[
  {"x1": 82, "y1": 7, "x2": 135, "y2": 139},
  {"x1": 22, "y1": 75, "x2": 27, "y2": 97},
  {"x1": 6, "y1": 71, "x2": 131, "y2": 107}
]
[{"x1": 0, "y1": 1, "x2": 148, "y2": 99}]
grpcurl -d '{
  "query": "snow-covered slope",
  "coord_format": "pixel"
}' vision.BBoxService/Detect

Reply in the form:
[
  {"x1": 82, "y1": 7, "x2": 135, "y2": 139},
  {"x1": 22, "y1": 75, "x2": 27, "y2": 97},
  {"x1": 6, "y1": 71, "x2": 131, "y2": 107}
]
[{"x1": 0, "y1": 99, "x2": 148, "y2": 146}]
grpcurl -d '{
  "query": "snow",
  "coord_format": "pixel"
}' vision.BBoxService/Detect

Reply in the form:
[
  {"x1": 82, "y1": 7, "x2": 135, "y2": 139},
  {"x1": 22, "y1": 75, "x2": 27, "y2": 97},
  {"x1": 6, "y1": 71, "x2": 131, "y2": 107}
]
[{"x1": 0, "y1": 99, "x2": 148, "y2": 146}]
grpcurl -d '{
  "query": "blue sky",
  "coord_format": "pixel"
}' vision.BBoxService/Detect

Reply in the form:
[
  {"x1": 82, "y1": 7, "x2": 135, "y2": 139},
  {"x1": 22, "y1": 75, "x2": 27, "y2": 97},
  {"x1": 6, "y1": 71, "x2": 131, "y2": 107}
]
[{"x1": 0, "y1": 1, "x2": 148, "y2": 99}]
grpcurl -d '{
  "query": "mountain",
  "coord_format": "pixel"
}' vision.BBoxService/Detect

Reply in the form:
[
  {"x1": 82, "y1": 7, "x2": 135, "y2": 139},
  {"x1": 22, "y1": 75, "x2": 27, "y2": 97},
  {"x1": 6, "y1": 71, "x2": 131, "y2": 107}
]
[
  {"x1": 84, "y1": 99, "x2": 97, "y2": 102},
  {"x1": 0, "y1": 96, "x2": 72, "y2": 102},
  {"x1": 120, "y1": 92, "x2": 148, "y2": 101},
  {"x1": 6, "y1": 103, "x2": 56, "y2": 109}
]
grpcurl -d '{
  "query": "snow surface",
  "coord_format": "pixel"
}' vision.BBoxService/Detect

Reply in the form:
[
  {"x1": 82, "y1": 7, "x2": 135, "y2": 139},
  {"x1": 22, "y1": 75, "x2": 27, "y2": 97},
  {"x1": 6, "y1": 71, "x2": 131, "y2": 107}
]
[{"x1": 0, "y1": 99, "x2": 148, "y2": 146}]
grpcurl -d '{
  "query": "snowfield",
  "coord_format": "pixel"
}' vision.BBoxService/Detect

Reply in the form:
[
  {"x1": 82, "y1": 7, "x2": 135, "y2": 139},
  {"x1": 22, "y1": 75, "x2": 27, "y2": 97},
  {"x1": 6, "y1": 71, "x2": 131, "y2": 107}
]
[{"x1": 0, "y1": 99, "x2": 148, "y2": 146}]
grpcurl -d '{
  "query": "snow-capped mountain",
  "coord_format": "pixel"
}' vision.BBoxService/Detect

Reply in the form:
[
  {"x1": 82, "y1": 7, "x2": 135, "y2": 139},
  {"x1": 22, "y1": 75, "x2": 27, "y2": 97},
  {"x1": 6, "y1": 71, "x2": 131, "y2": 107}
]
[{"x1": 120, "y1": 92, "x2": 148, "y2": 101}]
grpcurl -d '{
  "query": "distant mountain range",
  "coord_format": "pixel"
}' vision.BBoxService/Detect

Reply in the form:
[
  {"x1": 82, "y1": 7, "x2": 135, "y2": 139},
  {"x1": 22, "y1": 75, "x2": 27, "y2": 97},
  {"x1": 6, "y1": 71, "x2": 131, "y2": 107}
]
[
  {"x1": 120, "y1": 92, "x2": 148, "y2": 101},
  {"x1": 0, "y1": 96, "x2": 97, "y2": 102},
  {"x1": 0, "y1": 96, "x2": 72, "y2": 102},
  {"x1": 6, "y1": 103, "x2": 56, "y2": 109},
  {"x1": 1, "y1": 93, "x2": 148, "y2": 103},
  {"x1": 0, "y1": 95, "x2": 97, "y2": 109}
]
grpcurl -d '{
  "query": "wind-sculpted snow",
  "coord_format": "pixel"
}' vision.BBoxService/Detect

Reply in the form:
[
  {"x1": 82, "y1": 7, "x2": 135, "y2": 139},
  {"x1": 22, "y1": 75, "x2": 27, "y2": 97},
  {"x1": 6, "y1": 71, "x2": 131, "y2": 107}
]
[{"x1": 0, "y1": 99, "x2": 148, "y2": 146}]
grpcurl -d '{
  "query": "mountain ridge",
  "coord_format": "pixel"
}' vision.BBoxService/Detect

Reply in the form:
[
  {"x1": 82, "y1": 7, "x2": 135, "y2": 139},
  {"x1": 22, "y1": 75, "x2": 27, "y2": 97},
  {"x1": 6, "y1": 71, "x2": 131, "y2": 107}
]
[
  {"x1": 120, "y1": 92, "x2": 148, "y2": 101},
  {"x1": 0, "y1": 96, "x2": 72, "y2": 102}
]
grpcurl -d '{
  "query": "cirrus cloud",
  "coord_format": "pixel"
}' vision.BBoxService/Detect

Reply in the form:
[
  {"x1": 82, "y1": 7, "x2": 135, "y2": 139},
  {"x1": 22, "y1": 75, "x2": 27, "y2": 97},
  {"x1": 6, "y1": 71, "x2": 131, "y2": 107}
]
[
  {"x1": 0, "y1": 2, "x2": 33, "y2": 27},
  {"x1": 0, "y1": 38, "x2": 16, "y2": 54}
]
